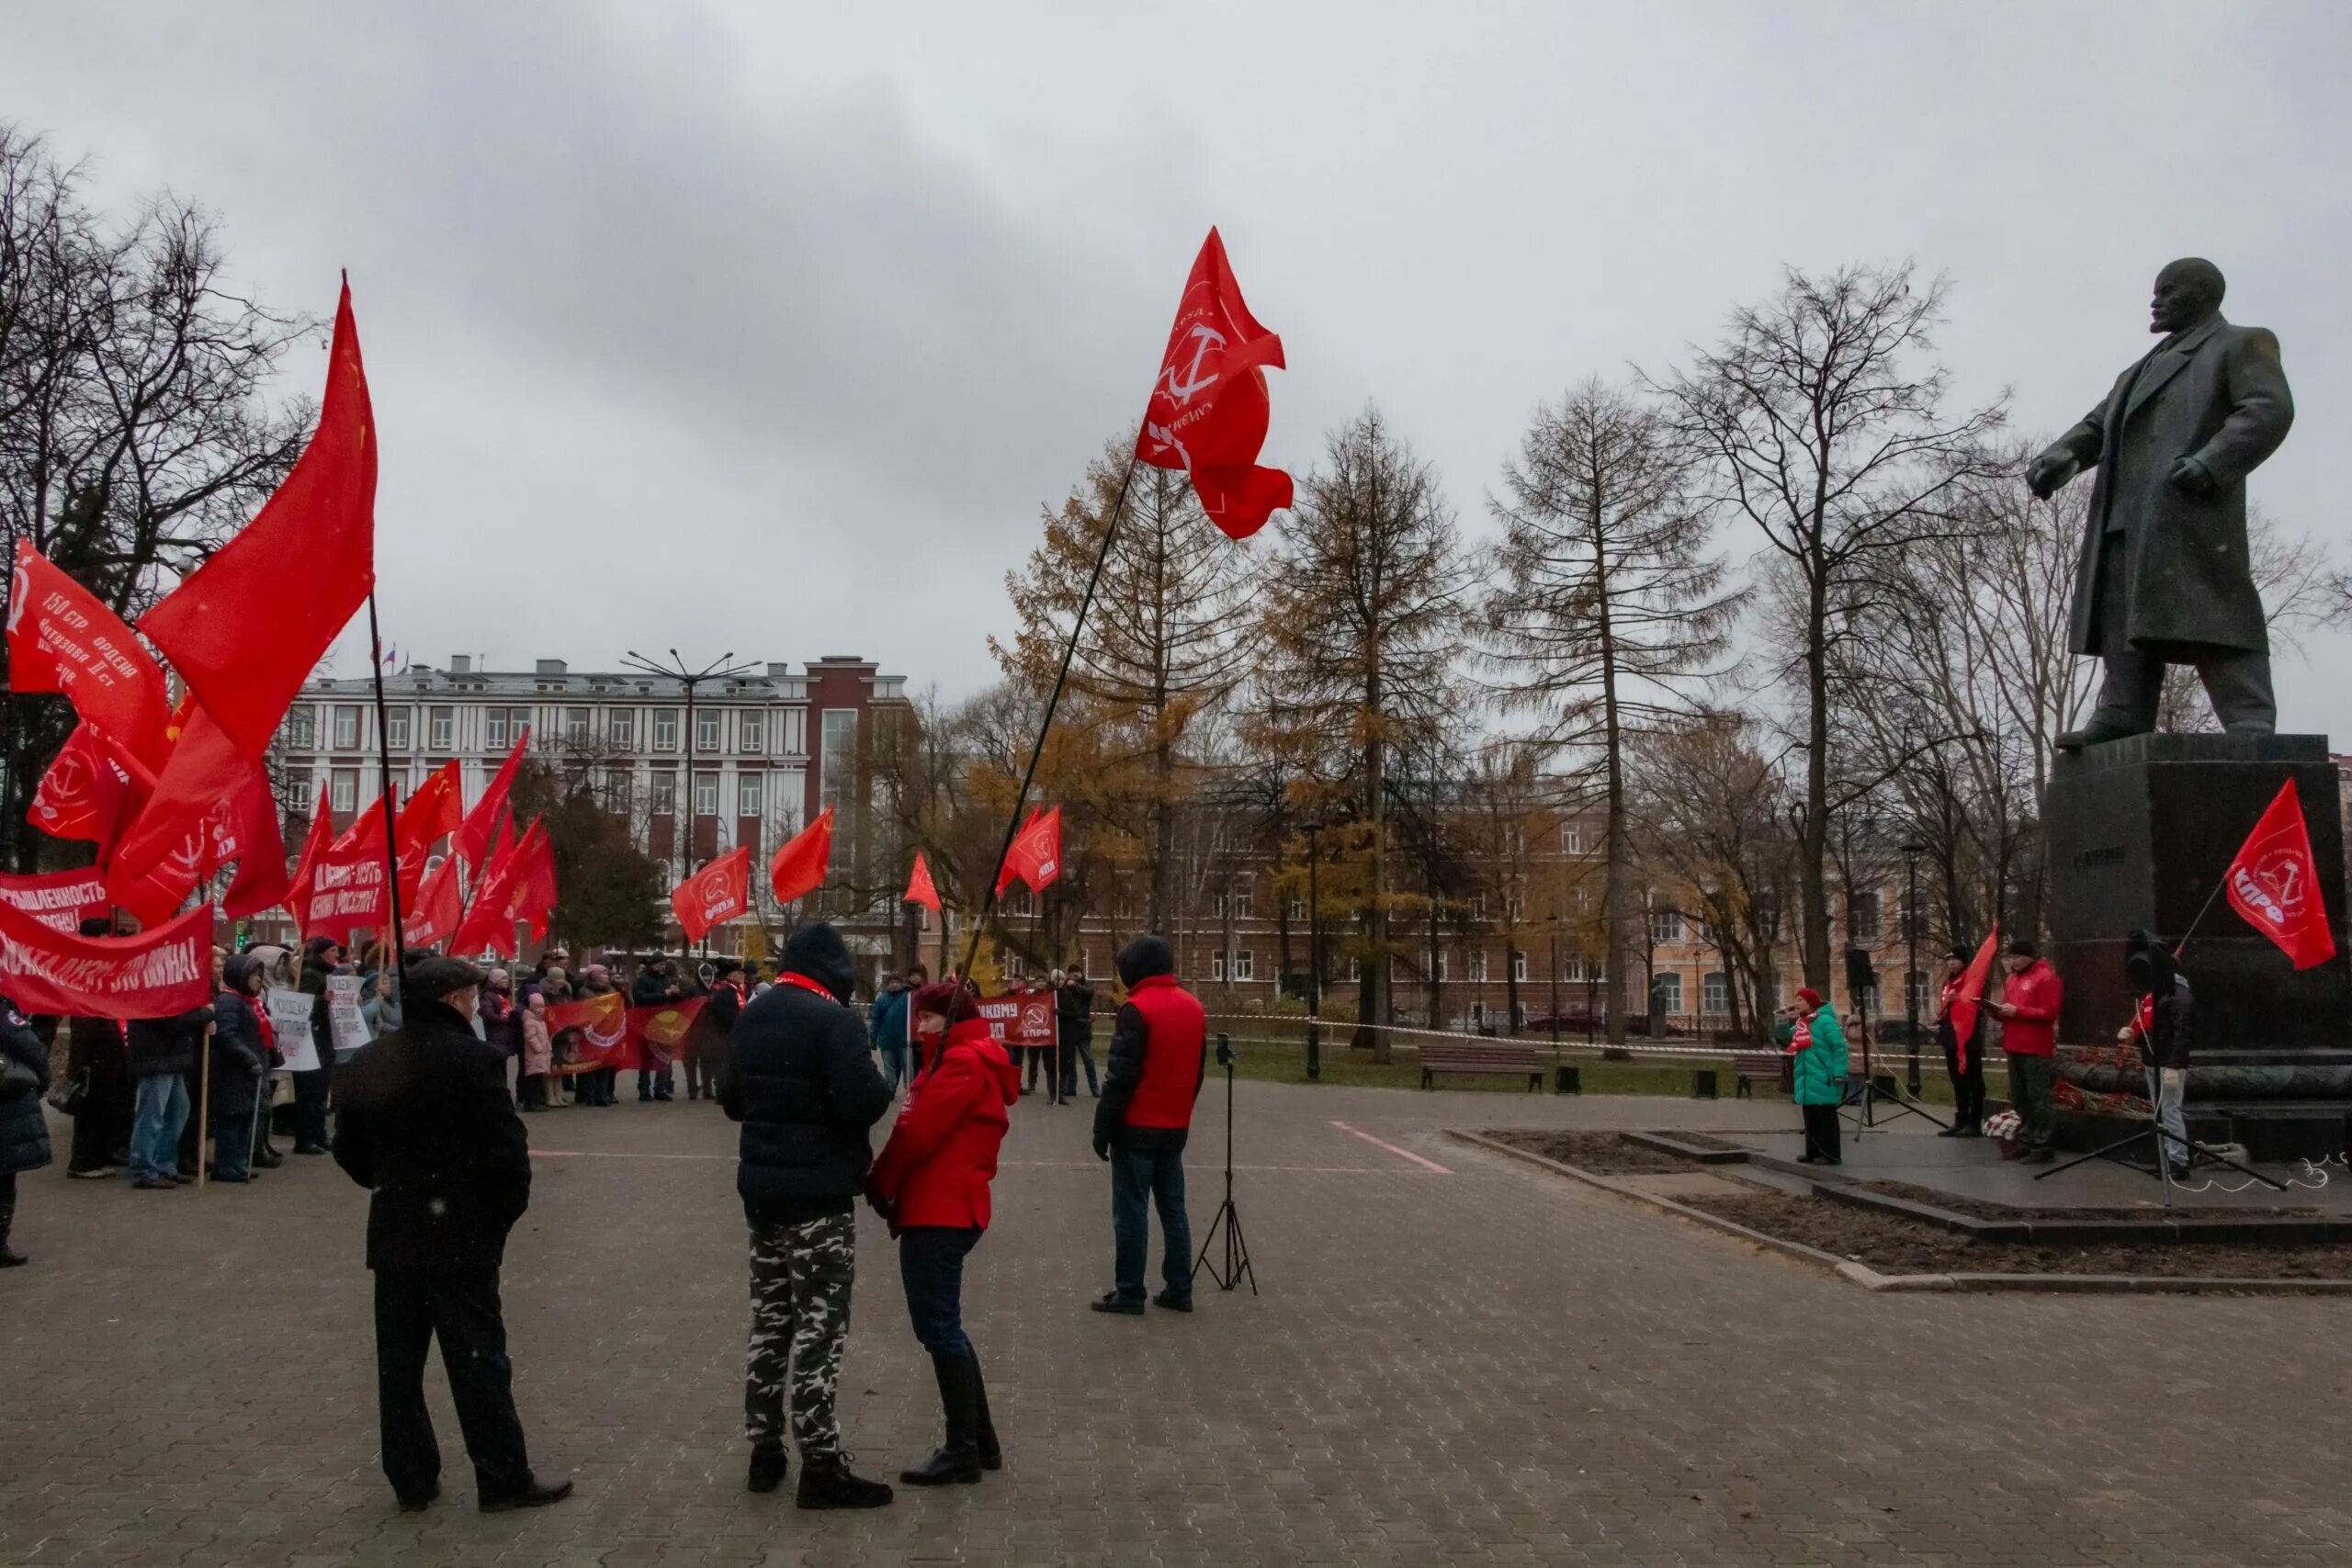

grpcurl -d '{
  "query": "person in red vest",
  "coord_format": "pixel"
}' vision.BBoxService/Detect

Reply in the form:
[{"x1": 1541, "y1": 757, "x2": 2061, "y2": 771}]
[
  {"x1": 1988, "y1": 938, "x2": 2064, "y2": 1163},
  {"x1": 866, "y1": 982, "x2": 1020, "y2": 1487},
  {"x1": 1089, "y1": 934, "x2": 1207, "y2": 1314}
]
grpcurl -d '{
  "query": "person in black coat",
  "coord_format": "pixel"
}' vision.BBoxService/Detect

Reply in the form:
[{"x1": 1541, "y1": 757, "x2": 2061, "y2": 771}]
[
  {"x1": 1057, "y1": 965, "x2": 1099, "y2": 1099},
  {"x1": 64, "y1": 1011, "x2": 132, "y2": 1179},
  {"x1": 2124, "y1": 936, "x2": 2197, "y2": 1180},
  {"x1": 1932, "y1": 947, "x2": 1988, "y2": 1138},
  {"x1": 293, "y1": 935, "x2": 341, "y2": 1154},
  {"x1": 632, "y1": 956, "x2": 682, "y2": 1101},
  {"x1": 333, "y1": 956, "x2": 571, "y2": 1515},
  {"x1": 685, "y1": 957, "x2": 746, "y2": 1101},
  {"x1": 0, "y1": 993, "x2": 52, "y2": 1266},
  {"x1": 209, "y1": 955, "x2": 269, "y2": 1183},
  {"x1": 126, "y1": 1003, "x2": 211, "y2": 1190},
  {"x1": 717, "y1": 923, "x2": 894, "y2": 1508}
]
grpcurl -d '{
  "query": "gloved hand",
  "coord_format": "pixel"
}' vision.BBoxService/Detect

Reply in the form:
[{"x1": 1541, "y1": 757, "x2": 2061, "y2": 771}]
[
  {"x1": 1091, "y1": 1135, "x2": 1110, "y2": 1162},
  {"x1": 2167, "y1": 454, "x2": 2219, "y2": 498}
]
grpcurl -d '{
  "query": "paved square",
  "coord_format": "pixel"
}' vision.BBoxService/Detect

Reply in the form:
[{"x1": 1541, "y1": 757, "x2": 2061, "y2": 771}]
[{"x1": 4, "y1": 1078, "x2": 2349, "y2": 1565}]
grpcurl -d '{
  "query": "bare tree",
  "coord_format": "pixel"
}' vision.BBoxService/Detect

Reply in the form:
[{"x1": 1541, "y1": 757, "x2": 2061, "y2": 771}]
[
  {"x1": 1481, "y1": 378, "x2": 1741, "y2": 1045},
  {"x1": 1649, "y1": 263, "x2": 2007, "y2": 989},
  {"x1": 1255, "y1": 406, "x2": 1467, "y2": 1057}
]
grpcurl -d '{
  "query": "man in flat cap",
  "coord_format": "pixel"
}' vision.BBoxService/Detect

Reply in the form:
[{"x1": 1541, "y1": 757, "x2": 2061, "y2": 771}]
[
  {"x1": 2029, "y1": 257, "x2": 2295, "y2": 746},
  {"x1": 334, "y1": 956, "x2": 572, "y2": 1514}
]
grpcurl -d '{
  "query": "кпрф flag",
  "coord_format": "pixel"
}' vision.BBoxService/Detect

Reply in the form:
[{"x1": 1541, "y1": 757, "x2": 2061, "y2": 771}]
[
  {"x1": 1136, "y1": 228, "x2": 1291, "y2": 541},
  {"x1": 2224, "y1": 779, "x2": 2338, "y2": 970}
]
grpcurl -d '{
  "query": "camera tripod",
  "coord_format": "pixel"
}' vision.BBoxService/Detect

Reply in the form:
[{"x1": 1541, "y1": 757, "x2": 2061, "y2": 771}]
[
  {"x1": 1840, "y1": 1009, "x2": 1948, "y2": 1139},
  {"x1": 1191, "y1": 1032, "x2": 1257, "y2": 1294},
  {"x1": 2035, "y1": 1062, "x2": 2282, "y2": 1206}
]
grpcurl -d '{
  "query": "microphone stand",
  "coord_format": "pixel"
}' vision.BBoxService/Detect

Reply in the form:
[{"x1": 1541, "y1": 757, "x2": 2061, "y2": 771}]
[{"x1": 1190, "y1": 1032, "x2": 1256, "y2": 1294}]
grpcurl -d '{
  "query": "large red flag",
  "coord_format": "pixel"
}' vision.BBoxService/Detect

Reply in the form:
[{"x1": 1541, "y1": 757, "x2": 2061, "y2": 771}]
[
  {"x1": 285, "y1": 783, "x2": 334, "y2": 924},
  {"x1": 1007, "y1": 805, "x2": 1063, "y2": 893},
  {"x1": 769, "y1": 807, "x2": 833, "y2": 908},
  {"x1": 625, "y1": 995, "x2": 707, "y2": 1072},
  {"x1": 672, "y1": 845, "x2": 751, "y2": 942},
  {"x1": 995, "y1": 807, "x2": 1040, "y2": 898},
  {"x1": 905, "y1": 850, "x2": 941, "y2": 913},
  {"x1": 1135, "y1": 227, "x2": 1292, "y2": 540},
  {"x1": 28, "y1": 722, "x2": 141, "y2": 855},
  {"x1": 0, "y1": 898, "x2": 214, "y2": 1019},
  {"x1": 546, "y1": 991, "x2": 629, "y2": 1073},
  {"x1": 453, "y1": 729, "x2": 530, "y2": 872},
  {"x1": 138, "y1": 278, "x2": 377, "y2": 758},
  {"x1": 511, "y1": 823, "x2": 559, "y2": 942},
  {"x1": 449, "y1": 815, "x2": 536, "y2": 958},
  {"x1": 2223, "y1": 779, "x2": 2338, "y2": 970},
  {"x1": 6, "y1": 542, "x2": 173, "y2": 768},
  {"x1": 394, "y1": 759, "x2": 464, "y2": 901},
  {"x1": 1948, "y1": 928, "x2": 1999, "y2": 1074},
  {"x1": 402, "y1": 852, "x2": 464, "y2": 949},
  {"x1": 217, "y1": 771, "x2": 292, "y2": 919},
  {"x1": 104, "y1": 703, "x2": 252, "y2": 915}
]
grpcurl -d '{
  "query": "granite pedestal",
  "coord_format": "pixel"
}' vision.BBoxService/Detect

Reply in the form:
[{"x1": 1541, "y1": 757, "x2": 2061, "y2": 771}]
[{"x1": 2043, "y1": 732, "x2": 2352, "y2": 1160}]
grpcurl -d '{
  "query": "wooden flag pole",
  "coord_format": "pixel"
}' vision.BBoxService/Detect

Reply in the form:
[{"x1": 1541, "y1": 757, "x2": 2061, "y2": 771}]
[
  {"x1": 196, "y1": 1019, "x2": 213, "y2": 1190},
  {"x1": 958, "y1": 451, "x2": 1141, "y2": 982},
  {"x1": 366, "y1": 592, "x2": 409, "y2": 986}
]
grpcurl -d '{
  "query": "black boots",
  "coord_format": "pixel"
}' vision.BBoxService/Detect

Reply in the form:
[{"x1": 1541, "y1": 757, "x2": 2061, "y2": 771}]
[
  {"x1": 971, "y1": 1349, "x2": 1001, "y2": 1472},
  {"x1": 900, "y1": 1350, "x2": 984, "y2": 1486},
  {"x1": 747, "y1": 1442, "x2": 787, "y2": 1495},
  {"x1": 478, "y1": 1475, "x2": 572, "y2": 1513},
  {"x1": 0, "y1": 1185, "x2": 23, "y2": 1268},
  {"x1": 796, "y1": 1453, "x2": 894, "y2": 1510}
]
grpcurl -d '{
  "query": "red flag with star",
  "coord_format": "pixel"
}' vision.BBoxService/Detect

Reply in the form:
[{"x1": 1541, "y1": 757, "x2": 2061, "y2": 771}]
[{"x1": 1135, "y1": 228, "x2": 1292, "y2": 540}]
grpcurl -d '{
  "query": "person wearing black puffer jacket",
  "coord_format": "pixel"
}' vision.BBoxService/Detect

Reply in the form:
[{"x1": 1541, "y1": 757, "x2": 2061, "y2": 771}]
[
  {"x1": 1, "y1": 993, "x2": 52, "y2": 1265},
  {"x1": 209, "y1": 956, "x2": 270, "y2": 1184},
  {"x1": 717, "y1": 922, "x2": 895, "y2": 1510}
]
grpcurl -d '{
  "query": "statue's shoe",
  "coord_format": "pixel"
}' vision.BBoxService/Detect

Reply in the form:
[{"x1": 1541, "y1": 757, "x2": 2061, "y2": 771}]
[{"x1": 2054, "y1": 723, "x2": 2140, "y2": 751}]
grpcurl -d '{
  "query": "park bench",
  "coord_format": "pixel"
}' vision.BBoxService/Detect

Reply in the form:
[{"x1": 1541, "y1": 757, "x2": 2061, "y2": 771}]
[
  {"x1": 1419, "y1": 1039, "x2": 1544, "y2": 1090},
  {"x1": 1732, "y1": 1052, "x2": 1785, "y2": 1099}
]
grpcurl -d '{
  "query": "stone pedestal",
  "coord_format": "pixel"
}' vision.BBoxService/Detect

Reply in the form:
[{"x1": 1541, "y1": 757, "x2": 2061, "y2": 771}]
[{"x1": 2044, "y1": 733, "x2": 2352, "y2": 1159}]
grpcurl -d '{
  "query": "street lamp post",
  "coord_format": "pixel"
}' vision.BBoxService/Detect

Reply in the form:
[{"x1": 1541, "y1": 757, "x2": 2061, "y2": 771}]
[
  {"x1": 1305, "y1": 822, "x2": 1322, "y2": 1081},
  {"x1": 622, "y1": 649, "x2": 759, "y2": 938},
  {"x1": 1901, "y1": 836, "x2": 1927, "y2": 1096}
]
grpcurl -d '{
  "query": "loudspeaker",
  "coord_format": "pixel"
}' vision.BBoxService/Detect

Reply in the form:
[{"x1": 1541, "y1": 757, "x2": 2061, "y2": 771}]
[{"x1": 1844, "y1": 945, "x2": 1873, "y2": 1003}]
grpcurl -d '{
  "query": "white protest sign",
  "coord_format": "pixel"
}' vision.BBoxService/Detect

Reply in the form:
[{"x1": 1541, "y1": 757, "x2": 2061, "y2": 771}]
[
  {"x1": 326, "y1": 973, "x2": 371, "y2": 1056},
  {"x1": 265, "y1": 987, "x2": 320, "y2": 1074}
]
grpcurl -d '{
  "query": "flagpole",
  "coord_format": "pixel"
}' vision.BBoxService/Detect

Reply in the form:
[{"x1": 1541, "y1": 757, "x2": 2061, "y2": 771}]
[
  {"x1": 958, "y1": 451, "x2": 1142, "y2": 981},
  {"x1": 366, "y1": 592, "x2": 409, "y2": 985},
  {"x1": 2172, "y1": 875, "x2": 2231, "y2": 958}
]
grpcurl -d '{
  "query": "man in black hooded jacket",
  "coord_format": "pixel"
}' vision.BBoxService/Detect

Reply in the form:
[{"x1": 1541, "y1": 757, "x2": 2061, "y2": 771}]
[
  {"x1": 334, "y1": 957, "x2": 571, "y2": 1515},
  {"x1": 717, "y1": 923, "x2": 895, "y2": 1508}
]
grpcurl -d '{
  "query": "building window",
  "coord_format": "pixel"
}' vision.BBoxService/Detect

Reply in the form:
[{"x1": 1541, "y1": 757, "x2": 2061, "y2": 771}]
[
  {"x1": 1211, "y1": 949, "x2": 1255, "y2": 983},
  {"x1": 1286, "y1": 893, "x2": 1306, "y2": 922},
  {"x1": 1854, "y1": 969, "x2": 1883, "y2": 1011},
  {"x1": 429, "y1": 706, "x2": 455, "y2": 750},
  {"x1": 1654, "y1": 972, "x2": 1685, "y2": 1014},
  {"x1": 1005, "y1": 953, "x2": 1025, "y2": 981},
  {"x1": 1465, "y1": 950, "x2": 1487, "y2": 983},
  {"x1": 1433, "y1": 951, "x2": 1450, "y2": 982},
  {"x1": 694, "y1": 773, "x2": 719, "y2": 817},
  {"x1": 1348, "y1": 955, "x2": 1362, "y2": 984},
  {"x1": 1565, "y1": 955, "x2": 1584, "y2": 983},
  {"x1": 1215, "y1": 881, "x2": 1252, "y2": 919},
  {"x1": 1506, "y1": 894, "x2": 1524, "y2": 922},
  {"x1": 1504, "y1": 822, "x2": 1524, "y2": 857},
  {"x1": 1703, "y1": 971, "x2": 1732, "y2": 1016},
  {"x1": 383, "y1": 709, "x2": 410, "y2": 750},
  {"x1": 1468, "y1": 893, "x2": 1486, "y2": 921},
  {"x1": 738, "y1": 776, "x2": 763, "y2": 818},
  {"x1": 695, "y1": 710, "x2": 722, "y2": 751},
  {"x1": 285, "y1": 705, "x2": 316, "y2": 749},
  {"x1": 1562, "y1": 822, "x2": 1583, "y2": 854},
  {"x1": 1511, "y1": 950, "x2": 1528, "y2": 983},
  {"x1": 741, "y1": 714, "x2": 764, "y2": 752},
  {"x1": 333, "y1": 705, "x2": 359, "y2": 749},
  {"x1": 650, "y1": 774, "x2": 677, "y2": 815},
  {"x1": 608, "y1": 709, "x2": 636, "y2": 748},
  {"x1": 653, "y1": 710, "x2": 680, "y2": 752},
  {"x1": 562, "y1": 706, "x2": 589, "y2": 744},
  {"x1": 330, "y1": 769, "x2": 357, "y2": 814},
  {"x1": 1905, "y1": 968, "x2": 1928, "y2": 1020},
  {"x1": 1849, "y1": 891, "x2": 1883, "y2": 947},
  {"x1": 1648, "y1": 907, "x2": 1684, "y2": 944},
  {"x1": 820, "y1": 710, "x2": 858, "y2": 811},
  {"x1": 600, "y1": 769, "x2": 630, "y2": 812}
]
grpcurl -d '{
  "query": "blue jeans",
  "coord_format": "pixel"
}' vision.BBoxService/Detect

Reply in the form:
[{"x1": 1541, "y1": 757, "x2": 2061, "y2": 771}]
[
  {"x1": 129, "y1": 1074, "x2": 190, "y2": 1182},
  {"x1": 1061, "y1": 1038, "x2": 1099, "y2": 1097},
  {"x1": 878, "y1": 1043, "x2": 907, "y2": 1094},
  {"x1": 1111, "y1": 1145, "x2": 1191, "y2": 1301},
  {"x1": 899, "y1": 1225, "x2": 982, "y2": 1356}
]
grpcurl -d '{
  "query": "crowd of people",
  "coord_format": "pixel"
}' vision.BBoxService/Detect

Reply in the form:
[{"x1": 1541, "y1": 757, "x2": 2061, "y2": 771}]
[{"x1": 0, "y1": 919, "x2": 1209, "y2": 1521}]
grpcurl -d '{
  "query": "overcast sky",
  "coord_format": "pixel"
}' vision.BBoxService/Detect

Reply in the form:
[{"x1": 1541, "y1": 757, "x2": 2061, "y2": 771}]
[{"x1": 7, "y1": 2, "x2": 2350, "y2": 730}]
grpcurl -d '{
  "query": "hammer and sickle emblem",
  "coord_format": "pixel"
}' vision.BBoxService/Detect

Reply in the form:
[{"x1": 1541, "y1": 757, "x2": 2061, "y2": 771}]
[{"x1": 1159, "y1": 322, "x2": 1227, "y2": 407}]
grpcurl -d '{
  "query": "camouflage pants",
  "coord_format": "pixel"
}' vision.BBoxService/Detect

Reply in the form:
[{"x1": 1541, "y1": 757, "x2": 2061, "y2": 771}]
[{"x1": 745, "y1": 1211, "x2": 855, "y2": 1456}]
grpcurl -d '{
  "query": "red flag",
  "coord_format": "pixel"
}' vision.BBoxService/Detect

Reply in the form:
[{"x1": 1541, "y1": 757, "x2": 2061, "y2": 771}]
[
  {"x1": 547, "y1": 991, "x2": 629, "y2": 1072},
  {"x1": 394, "y1": 759, "x2": 463, "y2": 900},
  {"x1": 28, "y1": 722, "x2": 141, "y2": 855},
  {"x1": 105, "y1": 703, "x2": 254, "y2": 920},
  {"x1": 2223, "y1": 780, "x2": 2338, "y2": 970},
  {"x1": 0, "y1": 866, "x2": 111, "y2": 934},
  {"x1": 672, "y1": 845, "x2": 751, "y2": 942},
  {"x1": 904, "y1": 851, "x2": 941, "y2": 913},
  {"x1": 0, "y1": 898, "x2": 213, "y2": 1019},
  {"x1": 7, "y1": 542, "x2": 173, "y2": 767},
  {"x1": 402, "y1": 853, "x2": 463, "y2": 948},
  {"x1": 995, "y1": 807, "x2": 1040, "y2": 898},
  {"x1": 285, "y1": 783, "x2": 334, "y2": 925},
  {"x1": 511, "y1": 824, "x2": 559, "y2": 942},
  {"x1": 218, "y1": 772, "x2": 292, "y2": 919},
  {"x1": 453, "y1": 729, "x2": 529, "y2": 872},
  {"x1": 624, "y1": 996, "x2": 707, "y2": 1072},
  {"x1": 138, "y1": 278, "x2": 377, "y2": 758},
  {"x1": 299, "y1": 831, "x2": 390, "y2": 939},
  {"x1": 1007, "y1": 805, "x2": 1063, "y2": 893},
  {"x1": 450, "y1": 815, "x2": 546, "y2": 958},
  {"x1": 1135, "y1": 228, "x2": 1292, "y2": 540},
  {"x1": 769, "y1": 807, "x2": 833, "y2": 908},
  {"x1": 1948, "y1": 928, "x2": 1999, "y2": 1075}
]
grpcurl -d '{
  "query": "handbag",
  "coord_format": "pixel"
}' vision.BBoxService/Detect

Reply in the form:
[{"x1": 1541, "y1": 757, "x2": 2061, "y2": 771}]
[
  {"x1": 0, "y1": 1055, "x2": 39, "y2": 1100},
  {"x1": 47, "y1": 1066, "x2": 91, "y2": 1116}
]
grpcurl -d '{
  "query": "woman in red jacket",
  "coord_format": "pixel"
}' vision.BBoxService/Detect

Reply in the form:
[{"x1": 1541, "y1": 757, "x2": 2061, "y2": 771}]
[{"x1": 866, "y1": 982, "x2": 1020, "y2": 1487}]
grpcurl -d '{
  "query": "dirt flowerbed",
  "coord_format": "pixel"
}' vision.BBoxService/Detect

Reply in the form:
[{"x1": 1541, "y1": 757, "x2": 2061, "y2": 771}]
[
  {"x1": 1483, "y1": 1130, "x2": 1699, "y2": 1175},
  {"x1": 1860, "y1": 1179, "x2": 2323, "y2": 1225}
]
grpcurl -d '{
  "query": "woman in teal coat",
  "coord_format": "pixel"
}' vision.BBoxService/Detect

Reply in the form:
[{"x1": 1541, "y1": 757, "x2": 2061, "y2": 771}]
[{"x1": 1787, "y1": 986, "x2": 1849, "y2": 1166}]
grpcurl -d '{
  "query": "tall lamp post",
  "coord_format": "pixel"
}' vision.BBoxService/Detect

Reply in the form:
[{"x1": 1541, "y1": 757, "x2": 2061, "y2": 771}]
[
  {"x1": 622, "y1": 649, "x2": 760, "y2": 942},
  {"x1": 1901, "y1": 836, "x2": 1927, "y2": 1096},
  {"x1": 1304, "y1": 820, "x2": 1323, "y2": 1081}
]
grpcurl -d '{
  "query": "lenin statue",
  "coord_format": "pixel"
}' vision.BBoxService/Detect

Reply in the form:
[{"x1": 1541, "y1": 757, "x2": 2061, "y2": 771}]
[{"x1": 2027, "y1": 259, "x2": 2295, "y2": 748}]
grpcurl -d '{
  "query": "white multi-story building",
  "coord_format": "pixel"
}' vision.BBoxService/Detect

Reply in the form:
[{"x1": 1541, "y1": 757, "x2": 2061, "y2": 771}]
[{"x1": 268, "y1": 653, "x2": 911, "y2": 956}]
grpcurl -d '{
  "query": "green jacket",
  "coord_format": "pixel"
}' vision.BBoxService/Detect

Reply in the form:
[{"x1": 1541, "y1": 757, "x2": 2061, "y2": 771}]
[{"x1": 1792, "y1": 1006, "x2": 1849, "y2": 1106}]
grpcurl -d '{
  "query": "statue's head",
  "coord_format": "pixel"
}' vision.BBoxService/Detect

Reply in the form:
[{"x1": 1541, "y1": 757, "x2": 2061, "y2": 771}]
[{"x1": 2151, "y1": 258, "x2": 2225, "y2": 333}]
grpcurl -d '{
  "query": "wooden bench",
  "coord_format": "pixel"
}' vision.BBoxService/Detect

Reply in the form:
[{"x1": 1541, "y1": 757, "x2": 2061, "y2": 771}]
[
  {"x1": 1732, "y1": 1053, "x2": 1784, "y2": 1099},
  {"x1": 1419, "y1": 1040, "x2": 1544, "y2": 1090}
]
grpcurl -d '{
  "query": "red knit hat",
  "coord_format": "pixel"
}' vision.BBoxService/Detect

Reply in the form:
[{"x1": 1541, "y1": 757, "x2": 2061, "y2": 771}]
[{"x1": 1796, "y1": 986, "x2": 1822, "y2": 1010}]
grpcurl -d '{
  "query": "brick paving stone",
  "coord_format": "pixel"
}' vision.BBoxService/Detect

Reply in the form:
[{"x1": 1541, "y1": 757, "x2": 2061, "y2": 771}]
[{"x1": 3, "y1": 1081, "x2": 2351, "y2": 1563}]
